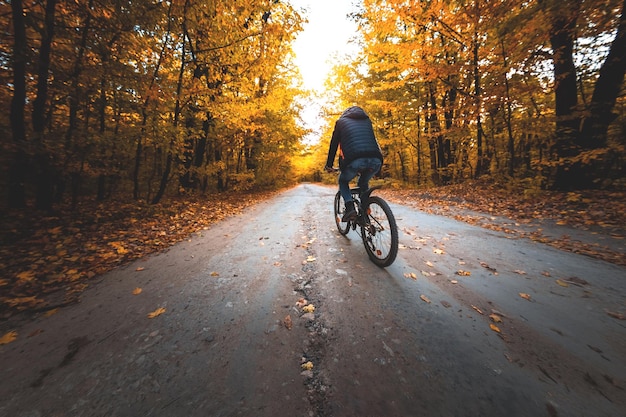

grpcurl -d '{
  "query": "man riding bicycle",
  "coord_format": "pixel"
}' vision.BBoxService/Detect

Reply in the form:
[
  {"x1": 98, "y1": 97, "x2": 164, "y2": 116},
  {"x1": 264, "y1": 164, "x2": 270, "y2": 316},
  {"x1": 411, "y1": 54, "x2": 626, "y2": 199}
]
[{"x1": 325, "y1": 106, "x2": 383, "y2": 222}]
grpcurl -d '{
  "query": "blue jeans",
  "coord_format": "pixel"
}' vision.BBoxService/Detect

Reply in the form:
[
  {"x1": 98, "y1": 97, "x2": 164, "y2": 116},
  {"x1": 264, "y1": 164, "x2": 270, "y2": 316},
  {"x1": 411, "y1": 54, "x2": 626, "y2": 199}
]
[{"x1": 339, "y1": 157, "x2": 382, "y2": 203}]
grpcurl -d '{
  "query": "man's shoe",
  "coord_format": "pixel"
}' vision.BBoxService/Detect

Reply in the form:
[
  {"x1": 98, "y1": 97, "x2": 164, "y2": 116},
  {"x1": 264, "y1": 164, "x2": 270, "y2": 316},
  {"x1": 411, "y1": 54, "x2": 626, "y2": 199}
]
[{"x1": 342, "y1": 201, "x2": 357, "y2": 222}]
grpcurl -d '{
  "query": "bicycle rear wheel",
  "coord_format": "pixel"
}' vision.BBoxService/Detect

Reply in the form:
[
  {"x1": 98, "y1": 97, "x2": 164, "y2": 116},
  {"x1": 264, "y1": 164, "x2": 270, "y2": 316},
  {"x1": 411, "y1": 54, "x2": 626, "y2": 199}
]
[
  {"x1": 361, "y1": 196, "x2": 398, "y2": 267},
  {"x1": 334, "y1": 191, "x2": 350, "y2": 235}
]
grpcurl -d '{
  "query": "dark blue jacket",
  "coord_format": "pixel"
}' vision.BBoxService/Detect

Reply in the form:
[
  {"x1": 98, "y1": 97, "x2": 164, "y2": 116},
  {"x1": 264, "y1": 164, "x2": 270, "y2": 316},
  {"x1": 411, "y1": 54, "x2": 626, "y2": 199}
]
[{"x1": 326, "y1": 106, "x2": 383, "y2": 170}]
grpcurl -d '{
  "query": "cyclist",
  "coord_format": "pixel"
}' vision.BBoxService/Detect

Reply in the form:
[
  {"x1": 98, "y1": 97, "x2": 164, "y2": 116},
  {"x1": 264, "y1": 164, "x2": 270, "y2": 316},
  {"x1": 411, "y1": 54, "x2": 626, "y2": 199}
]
[{"x1": 325, "y1": 106, "x2": 383, "y2": 222}]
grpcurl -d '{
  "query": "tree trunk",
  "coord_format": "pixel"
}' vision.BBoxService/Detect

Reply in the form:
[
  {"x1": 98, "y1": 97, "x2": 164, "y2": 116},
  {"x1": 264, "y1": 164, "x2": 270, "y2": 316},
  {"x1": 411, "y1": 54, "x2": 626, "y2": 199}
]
[
  {"x1": 32, "y1": 0, "x2": 58, "y2": 212},
  {"x1": 152, "y1": 0, "x2": 189, "y2": 204},
  {"x1": 579, "y1": 0, "x2": 626, "y2": 149},
  {"x1": 8, "y1": 0, "x2": 28, "y2": 208},
  {"x1": 549, "y1": 2, "x2": 581, "y2": 157}
]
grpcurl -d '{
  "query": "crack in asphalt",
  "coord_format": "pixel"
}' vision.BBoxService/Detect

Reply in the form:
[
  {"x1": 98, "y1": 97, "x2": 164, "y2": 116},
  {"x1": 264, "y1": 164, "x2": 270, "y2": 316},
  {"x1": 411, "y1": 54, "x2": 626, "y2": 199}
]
[{"x1": 295, "y1": 206, "x2": 334, "y2": 417}]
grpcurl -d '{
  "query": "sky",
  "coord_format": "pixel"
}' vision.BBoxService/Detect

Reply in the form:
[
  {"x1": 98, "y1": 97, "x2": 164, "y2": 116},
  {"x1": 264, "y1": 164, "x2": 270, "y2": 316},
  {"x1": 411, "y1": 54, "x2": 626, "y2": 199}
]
[{"x1": 288, "y1": 0, "x2": 361, "y2": 143}]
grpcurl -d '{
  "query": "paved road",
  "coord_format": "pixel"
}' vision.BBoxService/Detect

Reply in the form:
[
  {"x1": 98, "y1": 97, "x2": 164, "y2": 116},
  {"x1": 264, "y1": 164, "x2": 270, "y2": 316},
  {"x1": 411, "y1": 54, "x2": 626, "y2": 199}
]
[{"x1": 1, "y1": 184, "x2": 625, "y2": 417}]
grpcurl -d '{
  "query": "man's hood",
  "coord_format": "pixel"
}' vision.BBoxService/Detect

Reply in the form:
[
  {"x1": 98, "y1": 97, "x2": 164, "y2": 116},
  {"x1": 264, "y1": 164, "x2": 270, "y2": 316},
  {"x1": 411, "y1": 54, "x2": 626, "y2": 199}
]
[{"x1": 340, "y1": 106, "x2": 369, "y2": 120}]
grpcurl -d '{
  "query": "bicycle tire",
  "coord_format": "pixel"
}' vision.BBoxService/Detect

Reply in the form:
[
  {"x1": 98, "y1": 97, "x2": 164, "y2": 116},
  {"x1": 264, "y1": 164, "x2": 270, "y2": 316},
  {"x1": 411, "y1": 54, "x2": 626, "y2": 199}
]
[
  {"x1": 334, "y1": 191, "x2": 351, "y2": 235},
  {"x1": 360, "y1": 196, "x2": 398, "y2": 267}
]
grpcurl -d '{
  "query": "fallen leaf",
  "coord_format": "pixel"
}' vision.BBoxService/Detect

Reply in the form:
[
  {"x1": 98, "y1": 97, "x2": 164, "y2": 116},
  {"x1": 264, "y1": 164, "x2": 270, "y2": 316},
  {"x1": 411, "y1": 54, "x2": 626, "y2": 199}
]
[
  {"x1": 480, "y1": 262, "x2": 497, "y2": 273},
  {"x1": 471, "y1": 305, "x2": 484, "y2": 315},
  {"x1": 136, "y1": 267, "x2": 145, "y2": 271},
  {"x1": 433, "y1": 248, "x2": 445, "y2": 255},
  {"x1": 283, "y1": 315, "x2": 292, "y2": 330},
  {"x1": 564, "y1": 276, "x2": 589, "y2": 286},
  {"x1": 147, "y1": 307, "x2": 166, "y2": 318},
  {"x1": 450, "y1": 279, "x2": 458, "y2": 284},
  {"x1": 43, "y1": 308, "x2": 58, "y2": 317},
  {"x1": 555, "y1": 279, "x2": 569, "y2": 287},
  {"x1": 210, "y1": 271, "x2": 219, "y2": 277},
  {"x1": 489, "y1": 324, "x2": 501, "y2": 333},
  {"x1": 273, "y1": 261, "x2": 282, "y2": 266},
  {"x1": 301, "y1": 361, "x2": 314, "y2": 370},
  {"x1": 0, "y1": 331, "x2": 18, "y2": 345},
  {"x1": 489, "y1": 314, "x2": 502, "y2": 323},
  {"x1": 306, "y1": 256, "x2": 316, "y2": 262},
  {"x1": 541, "y1": 271, "x2": 551, "y2": 277},
  {"x1": 519, "y1": 293, "x2": 532, "y2": 301},
  {"x1": 425, "y1": 261, "x2": 434, "y2": 267},
  {"x1": 133, "y1": 287, "x2": 142, "y2": 295},
  {"x1": 420, "y1": 295, "x2": 431, "y2": 303},
  {"x1": 16, "y1": 270, "x2": 36, "y2": 282},
  {"x1": 514, "y1": 270, "x2": 527, "y2": 275},
  {"x1": 456, "y1": 270, "x2": 471, "y2": 276},
  {"x1": 605, "y1": 310, "x2": 625, "y2": 320},
  {"x1": 302, "y1": 304, "x2": 315, "y2": 313},
  {"x1": 404, "y1": 272, "x2": 418, "y2": 280},
  {"x1": 296, "y1": 298, "x2": 308, "y2": 308}
]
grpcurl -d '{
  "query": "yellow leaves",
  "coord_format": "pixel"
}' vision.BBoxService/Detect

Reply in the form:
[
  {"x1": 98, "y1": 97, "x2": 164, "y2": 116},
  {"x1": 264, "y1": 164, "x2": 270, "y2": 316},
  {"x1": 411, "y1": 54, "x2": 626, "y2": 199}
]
[
  {"x1": 301, "y1": 361, "x2": 314, "y2": 370},
  {"x1": 555, "y1": 279, "x2": 569, "y2": 287},
  {"x1": 433, "y1": 248, "x2": 445, "y2": 255},
  {"x1": 455, "y1": 270, "x2": 471, "y2": 276},
  {"x1": 0, "y1": 331, "x2": 18, "y2": 345},
  {"x1": 109, "y1": 241, "x2": 128, "y2": 255},
  {"x1": 147, "y1": 307, "x2": 166, "y2": 319},
  {"x1": 210, "y1": 271, "x2": 220, "y2": 277},
  {"x1": 404, "y1": 272, "x2": 418, "y2": 280},
  {"x1": 420, "y1": 294, "x2": 431, "y2": 304},
  {"x1": 489, "y1": 324, "x2": 501, "y2": 333},
  {"x1": 302, "y1": 304, "x2": 315, "y2": 313},
  {"x1": 133, "y1": 287, "x2": 142, "y2": 295}
]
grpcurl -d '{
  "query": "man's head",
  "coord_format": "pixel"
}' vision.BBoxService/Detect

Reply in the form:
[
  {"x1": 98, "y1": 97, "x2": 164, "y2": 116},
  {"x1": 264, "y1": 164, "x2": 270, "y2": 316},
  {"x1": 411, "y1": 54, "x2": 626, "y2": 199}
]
[{"x1": 341, "y1": 106, "x2": 368, "y2": 119}]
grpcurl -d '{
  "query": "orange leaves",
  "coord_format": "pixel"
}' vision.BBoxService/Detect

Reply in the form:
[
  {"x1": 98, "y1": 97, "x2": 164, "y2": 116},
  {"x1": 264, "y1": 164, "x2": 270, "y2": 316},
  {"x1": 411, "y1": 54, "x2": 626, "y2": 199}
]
[
  {"x1": 0, "y1": 331, "x2": 18, "y2": 345},
  {"x1": 489, "y1": 324, "x2": 501, "y2": 333},
  {"x1": 519, "y1": 293, "x2": 532, "y2": 301},
  {"x1": 132, "y1": 287, "x2": 142, "y2": 295},
  {"x1": 147, "y1": 307, "x2": 166, "y2": 319},
  {"x1": 16, "y1": 270, "x2": 36, "y2": 282}
]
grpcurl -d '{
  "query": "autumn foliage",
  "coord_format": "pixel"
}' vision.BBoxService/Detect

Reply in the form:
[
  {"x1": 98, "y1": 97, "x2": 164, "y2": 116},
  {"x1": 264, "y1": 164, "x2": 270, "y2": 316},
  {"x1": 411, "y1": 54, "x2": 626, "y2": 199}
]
[
  {"x1": 320, "y1": 0, "x2": 625, "y2": 190},
  {"x1": 2, "y1": 0, "x2": 305, "y2": 212}
]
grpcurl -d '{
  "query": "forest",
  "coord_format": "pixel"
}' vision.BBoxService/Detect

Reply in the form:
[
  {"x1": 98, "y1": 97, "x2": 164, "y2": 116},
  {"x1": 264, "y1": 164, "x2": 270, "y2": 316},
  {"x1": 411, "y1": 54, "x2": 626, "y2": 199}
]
[{"x1": 1, "y1": 0, "x2": 625, "y2": 213}]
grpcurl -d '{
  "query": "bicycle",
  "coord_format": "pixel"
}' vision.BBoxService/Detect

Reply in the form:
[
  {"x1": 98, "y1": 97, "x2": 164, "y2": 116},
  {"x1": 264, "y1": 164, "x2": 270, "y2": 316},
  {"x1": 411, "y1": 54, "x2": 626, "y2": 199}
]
[{"x1": 332, "y1": 170, "x2": 399, "y2": 267}]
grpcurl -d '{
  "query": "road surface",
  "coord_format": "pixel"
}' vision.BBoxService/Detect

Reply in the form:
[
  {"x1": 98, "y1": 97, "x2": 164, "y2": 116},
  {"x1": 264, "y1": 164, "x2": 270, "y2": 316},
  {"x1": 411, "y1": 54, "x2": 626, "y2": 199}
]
[{"x1": 1, "y1": 184, "x2": 625, "y2": 417}]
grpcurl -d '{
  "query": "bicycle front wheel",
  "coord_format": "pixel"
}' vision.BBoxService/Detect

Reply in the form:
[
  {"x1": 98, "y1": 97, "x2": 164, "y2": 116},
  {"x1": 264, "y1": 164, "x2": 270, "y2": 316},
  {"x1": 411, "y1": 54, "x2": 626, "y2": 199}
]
[
  {"x1": 334, "y1": 191, "x2": 350, "y2": 235},
  {"x1": 361, "y1": 196, "x2": 398, "y2": 267}
]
